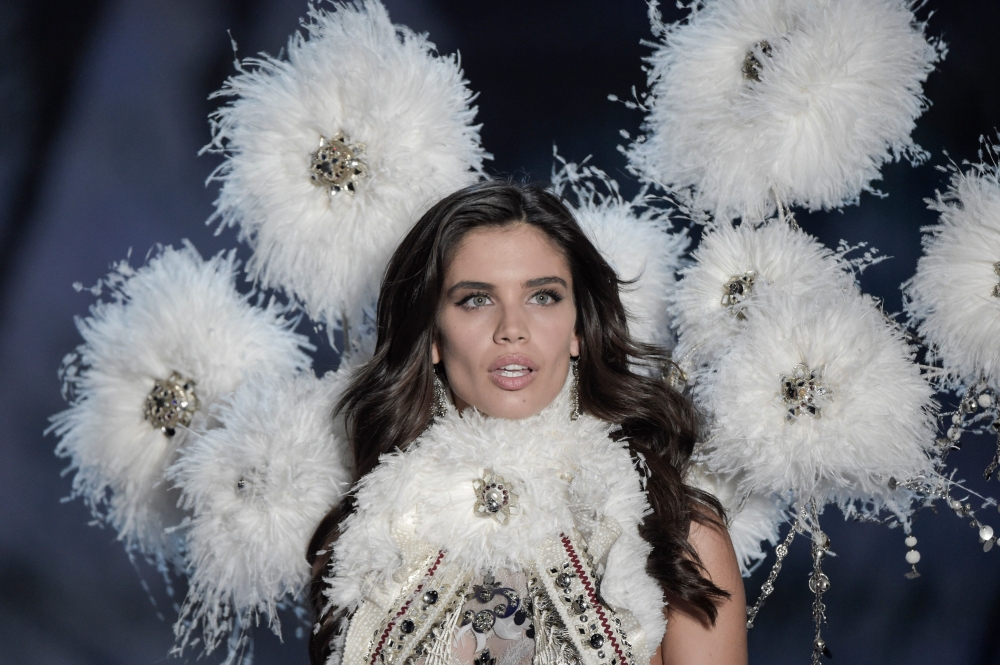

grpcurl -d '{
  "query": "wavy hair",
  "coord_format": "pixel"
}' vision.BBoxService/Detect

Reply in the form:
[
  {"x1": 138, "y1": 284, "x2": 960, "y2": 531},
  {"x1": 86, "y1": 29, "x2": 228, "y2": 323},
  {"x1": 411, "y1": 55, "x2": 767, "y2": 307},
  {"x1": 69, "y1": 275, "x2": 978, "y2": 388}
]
[{"x1": 307, "y1": 181, "x2": 727, "y2": 664}]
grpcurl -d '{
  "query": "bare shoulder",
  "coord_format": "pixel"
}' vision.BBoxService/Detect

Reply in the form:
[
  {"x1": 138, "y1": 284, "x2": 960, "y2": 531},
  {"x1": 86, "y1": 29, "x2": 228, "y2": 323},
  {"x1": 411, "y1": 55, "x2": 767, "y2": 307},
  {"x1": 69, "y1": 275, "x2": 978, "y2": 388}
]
[
  {"x1": 687, "y1": 513, "x2": 743, "y2": 590},
  {"x1": 654, "y1": 508, "x2": 748, "y2": 665}
]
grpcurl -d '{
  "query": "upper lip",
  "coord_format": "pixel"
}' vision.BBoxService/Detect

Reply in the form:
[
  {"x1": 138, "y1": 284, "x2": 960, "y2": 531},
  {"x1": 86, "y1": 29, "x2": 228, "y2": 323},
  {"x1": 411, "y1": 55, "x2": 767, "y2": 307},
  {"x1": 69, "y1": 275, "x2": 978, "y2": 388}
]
[{"x1": 488, "y1": 355, "x2": 538, "y2": 372}]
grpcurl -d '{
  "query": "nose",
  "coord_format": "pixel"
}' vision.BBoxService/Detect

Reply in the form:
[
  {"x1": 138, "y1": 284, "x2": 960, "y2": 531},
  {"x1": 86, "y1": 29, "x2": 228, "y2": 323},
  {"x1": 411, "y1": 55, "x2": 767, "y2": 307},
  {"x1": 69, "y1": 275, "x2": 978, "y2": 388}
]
[{"x1": 494, "y1": 303, "x2": 529, "y2": 345}]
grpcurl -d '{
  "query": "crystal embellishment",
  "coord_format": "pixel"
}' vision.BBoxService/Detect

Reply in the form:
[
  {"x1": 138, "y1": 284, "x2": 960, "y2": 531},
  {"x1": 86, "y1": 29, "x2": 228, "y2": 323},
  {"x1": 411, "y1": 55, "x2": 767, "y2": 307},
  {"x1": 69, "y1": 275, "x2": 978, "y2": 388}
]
[
  {"x1": 143, "y1": 372, "x2": 199, "y2": 436},
  {"x1": 308, "y1": 131, "x2": 368, "y2": 197},
  {"x1": 779, "y1": 364, "x2": 829, "y2": 420},
  {"x1": 991, "y1": 262, "x2": 1000, "y2": 298},
  {"x1": 742, "y1": 40, "x2": 773, "y2": 82},
  {"x1": 473, "y1": 470, "x2": 519, "y2": 524},
  {"x1": 721, "y1": 271, "x2": 757, "y2": 319}
]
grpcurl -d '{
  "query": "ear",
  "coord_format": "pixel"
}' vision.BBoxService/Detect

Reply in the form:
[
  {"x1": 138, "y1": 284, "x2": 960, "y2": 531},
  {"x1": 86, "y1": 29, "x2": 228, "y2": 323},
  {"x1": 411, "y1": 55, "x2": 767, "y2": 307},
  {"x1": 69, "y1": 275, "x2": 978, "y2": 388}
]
[
  {"x1": 570, "y1": 332, "x2": 580, "y2": 358},
  {"x1": 432, "y1": 339, "x2": 441, "y2": 365}
]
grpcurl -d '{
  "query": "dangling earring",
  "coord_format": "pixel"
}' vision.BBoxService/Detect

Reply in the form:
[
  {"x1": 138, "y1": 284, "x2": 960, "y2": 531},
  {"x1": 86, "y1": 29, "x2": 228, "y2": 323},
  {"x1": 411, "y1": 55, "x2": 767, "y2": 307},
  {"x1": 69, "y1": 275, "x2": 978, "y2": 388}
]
[
  {"x1": 570, "y1": 357, "x2": 580, "y2": 421},
  {"x1": 433, "y1": 373, "x2": 449, "y2": 419}
]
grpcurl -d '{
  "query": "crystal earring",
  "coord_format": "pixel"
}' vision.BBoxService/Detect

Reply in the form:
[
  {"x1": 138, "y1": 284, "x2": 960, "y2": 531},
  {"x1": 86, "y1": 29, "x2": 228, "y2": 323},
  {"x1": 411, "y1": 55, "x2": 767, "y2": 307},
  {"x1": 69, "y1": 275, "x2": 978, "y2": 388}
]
[
  {"x1": 433, "y1": 373, "x2": 449, "y2": 418},
  {"x1": 570, "y1": 357, "x2": 580, "y2": 420}
]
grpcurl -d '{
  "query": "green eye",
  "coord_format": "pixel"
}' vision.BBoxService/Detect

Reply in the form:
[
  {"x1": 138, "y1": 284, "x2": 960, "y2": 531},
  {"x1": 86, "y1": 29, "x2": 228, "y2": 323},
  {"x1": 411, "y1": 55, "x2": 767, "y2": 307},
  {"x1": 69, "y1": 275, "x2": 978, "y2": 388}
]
[
  {"x1": 536, "y1": 293, "x2": 550, "y2": 304},
  {"x1": 474, "y1": 296, "x2": 487, "y2": 306}
]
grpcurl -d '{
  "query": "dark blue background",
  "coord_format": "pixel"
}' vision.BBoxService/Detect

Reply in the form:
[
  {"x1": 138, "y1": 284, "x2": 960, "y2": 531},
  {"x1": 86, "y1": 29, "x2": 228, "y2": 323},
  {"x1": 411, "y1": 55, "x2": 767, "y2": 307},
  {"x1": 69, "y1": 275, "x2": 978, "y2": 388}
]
[{"x1": 1, "y1": 1, "x2": 999, "y2": 663}]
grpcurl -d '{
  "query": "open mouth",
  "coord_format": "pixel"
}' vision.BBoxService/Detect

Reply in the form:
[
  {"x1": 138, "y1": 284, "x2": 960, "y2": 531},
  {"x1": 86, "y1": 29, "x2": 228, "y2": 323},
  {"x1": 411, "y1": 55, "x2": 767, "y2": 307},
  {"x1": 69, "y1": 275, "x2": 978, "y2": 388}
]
[{"x1": 489, "y1": 356, "x2": 538, "y2": 390}]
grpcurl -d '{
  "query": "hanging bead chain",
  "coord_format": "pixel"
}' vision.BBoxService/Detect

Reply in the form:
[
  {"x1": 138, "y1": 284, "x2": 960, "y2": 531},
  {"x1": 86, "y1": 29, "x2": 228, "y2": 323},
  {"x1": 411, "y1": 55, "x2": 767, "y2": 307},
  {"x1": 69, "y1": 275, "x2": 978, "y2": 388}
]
[
  {"x1": 903, "y1": 534, "x2": 921, "y2": 578},
  {"x1": 807, "y1": 502, "x2": 832, "y2": 663},
  {"x1": 888, "y1": 475, "x2": 998, "y2": 555},
  {"x1": 746, "y1": 506, "x2": 807, "y2": 629},
  {"x1": 935, "y1": 380, "x2": 1000, "y2": 481}
]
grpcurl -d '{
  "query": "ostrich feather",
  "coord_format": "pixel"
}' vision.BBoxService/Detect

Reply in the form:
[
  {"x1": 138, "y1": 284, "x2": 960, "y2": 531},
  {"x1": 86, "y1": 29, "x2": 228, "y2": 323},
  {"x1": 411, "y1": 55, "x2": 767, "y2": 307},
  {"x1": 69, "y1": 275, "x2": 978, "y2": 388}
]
[
  {"x1": 694, "y1": 285, "x2": 937, "y2": 505},
  {"x1": 205, "y1": 0, "x2": 487, "y2": 330},
  {"x1": 628, "y1": 0, "x2": 943, "y2": 220},
  {"x1": 169, "y1": 371, "x2": 351, "y2": 656},
  {"x1": 670, "y1": 219, "x2": 855, "y2": 370},
  {"x1": 904, "y1": 146, "x2": 1000, "y2": 391},
  {"x1": 50, "y1": 243, "x2": 313, "y2": 564}
]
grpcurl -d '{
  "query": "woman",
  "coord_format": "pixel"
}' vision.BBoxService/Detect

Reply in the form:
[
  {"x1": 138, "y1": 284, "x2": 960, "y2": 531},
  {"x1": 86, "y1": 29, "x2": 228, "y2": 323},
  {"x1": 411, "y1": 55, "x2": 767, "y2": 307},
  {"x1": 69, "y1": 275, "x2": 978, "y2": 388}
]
[{"x1": 308, "y1": 181, "x2": 747, "y2": 665}]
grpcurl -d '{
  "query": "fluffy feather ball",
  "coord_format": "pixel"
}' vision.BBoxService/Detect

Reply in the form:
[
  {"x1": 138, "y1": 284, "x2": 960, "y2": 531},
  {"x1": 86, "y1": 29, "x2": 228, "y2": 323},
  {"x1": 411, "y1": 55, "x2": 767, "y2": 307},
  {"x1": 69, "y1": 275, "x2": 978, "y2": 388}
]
[
  {"x1": 628, "y1": 0, "x2": 943, "y2": 220},
  {"x1": 686, "y1": 464, "x2": 788, "y2": 575},
  {"x1": 551, "y1": 155, "x2": 688, "y2": 347},
  {"x1": 169, "y1": 371, "x2": 352, "y2": 655},
  {"x1": 574, "y1": 198, "x2": 688, "y2": 348},
  {"x1": 205, "y1": 0, "x2": 487, "y2": 329},
  {"x1": 670, "y1": 220, "x2": 855, "y2": 370},
  {"x1": 695, "y1": 285, "x2": 937, "y2": 504},
  {"x1": 904, "y1": 152, "x2": 1000, "y2": 391},
  {"x1": 49, "y1": 243, "x2": 313, "y2": 564}
]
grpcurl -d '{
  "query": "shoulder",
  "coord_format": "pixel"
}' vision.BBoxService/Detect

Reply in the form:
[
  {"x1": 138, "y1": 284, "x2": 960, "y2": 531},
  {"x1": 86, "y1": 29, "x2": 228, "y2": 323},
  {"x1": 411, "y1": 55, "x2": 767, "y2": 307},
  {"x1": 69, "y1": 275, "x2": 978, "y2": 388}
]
[{"x1": 657, "y1": 506, "x2": 748, "y2": 665}]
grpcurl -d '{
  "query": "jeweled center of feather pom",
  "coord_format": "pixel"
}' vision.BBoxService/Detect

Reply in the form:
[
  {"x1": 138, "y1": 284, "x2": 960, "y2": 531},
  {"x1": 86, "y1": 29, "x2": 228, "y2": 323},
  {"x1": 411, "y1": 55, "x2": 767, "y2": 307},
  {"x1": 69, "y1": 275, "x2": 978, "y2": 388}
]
[
  {"x1": 722, "y1": 271, "x2": 757, "y2": 320},
  {"x1": 991, "y1": 262, "x2": 1000, "y2": 298},
  {"x1": 473, "y1": 470, "x2": 519, "y2": 524},
  {"x1": 779, "y1": 364, "x2": 829, "y2": 420},
  {"x1": 143, "y1": 372, "x2": 199, "y2": 436},
  {"x1": 309, "y1": 132, "x2": 368, "y2": 197},
  {"x1": 742, "y1": 41, "x2": 772, "y2": 82}
]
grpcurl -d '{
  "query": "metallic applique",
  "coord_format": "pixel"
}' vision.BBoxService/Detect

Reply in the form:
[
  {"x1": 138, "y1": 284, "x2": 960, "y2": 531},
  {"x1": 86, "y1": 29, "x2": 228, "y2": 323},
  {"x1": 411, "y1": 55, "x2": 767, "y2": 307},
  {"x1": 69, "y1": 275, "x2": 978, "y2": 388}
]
[
  {"x1": 473, "y1": 471, "x2": 520, "y2": 524},
  {"x1": 779, "y1": 364, "x2": 830, "y2": 420},
  {"x1": 742, "y1": 40, "x2": 772, "y2": 82},
  {"x1": 545, "y1": 534, "x2": 636, "y2": 665},
  {"x1": 350, "y1": 533, "x2": 642, "y2": 665},
  {"x1": 991, "y1": 262, "x2": 1000, "y2": 298},
  {"x1": 143, "y1": 372, "x2": 198, "y2": 436},
  {"x1": 721, "y1": 271, "x2": 757, "y2": 320},
  {"x1": 365, "y1": 551, "x2": 472, "y2": 665},
  {"x1": 309, "y1": 132, "x2": 368, "y2": 197}
]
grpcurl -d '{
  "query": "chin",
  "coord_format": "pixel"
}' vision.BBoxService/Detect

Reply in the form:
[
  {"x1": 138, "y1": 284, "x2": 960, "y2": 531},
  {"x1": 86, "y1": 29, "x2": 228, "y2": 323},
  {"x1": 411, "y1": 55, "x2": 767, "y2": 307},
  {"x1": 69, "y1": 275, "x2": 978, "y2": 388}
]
[{"x1": 473, "y1": 386, "x2": 555, "y2": 420}]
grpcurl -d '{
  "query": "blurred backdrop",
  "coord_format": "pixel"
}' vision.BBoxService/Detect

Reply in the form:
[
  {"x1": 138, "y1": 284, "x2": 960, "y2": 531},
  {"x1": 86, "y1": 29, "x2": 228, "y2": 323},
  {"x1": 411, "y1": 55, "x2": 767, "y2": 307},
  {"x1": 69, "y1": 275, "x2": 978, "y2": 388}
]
[{"x1": 1, "y1": 0, "x2": 999, "y2": 663}]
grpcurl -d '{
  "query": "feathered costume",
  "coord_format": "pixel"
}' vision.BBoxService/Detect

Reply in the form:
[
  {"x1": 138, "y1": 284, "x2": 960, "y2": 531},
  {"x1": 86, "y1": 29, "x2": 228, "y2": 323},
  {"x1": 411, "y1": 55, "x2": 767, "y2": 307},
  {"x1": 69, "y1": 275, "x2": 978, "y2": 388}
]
[
  {"x1": 329, "y1": 380, "x2": 661, "y2": 665},
  {"x1": 48, "y1": 1, "x2": 1000, "y2": 663}
]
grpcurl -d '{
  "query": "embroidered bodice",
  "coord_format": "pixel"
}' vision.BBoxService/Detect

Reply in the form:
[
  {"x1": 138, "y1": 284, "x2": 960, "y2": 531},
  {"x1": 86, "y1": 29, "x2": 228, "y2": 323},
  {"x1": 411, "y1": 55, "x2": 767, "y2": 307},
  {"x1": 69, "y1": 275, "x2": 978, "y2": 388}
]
[{"x1": 326, "y1": 382, "x2": 665, "y2": 665}]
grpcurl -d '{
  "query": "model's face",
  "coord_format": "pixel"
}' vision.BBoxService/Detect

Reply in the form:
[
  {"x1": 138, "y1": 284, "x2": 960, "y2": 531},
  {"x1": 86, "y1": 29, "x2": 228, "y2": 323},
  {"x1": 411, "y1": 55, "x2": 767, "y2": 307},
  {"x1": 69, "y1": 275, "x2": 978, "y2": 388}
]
[{"x1": 433, "y1": 223, "x2": 580, "y2": 419}]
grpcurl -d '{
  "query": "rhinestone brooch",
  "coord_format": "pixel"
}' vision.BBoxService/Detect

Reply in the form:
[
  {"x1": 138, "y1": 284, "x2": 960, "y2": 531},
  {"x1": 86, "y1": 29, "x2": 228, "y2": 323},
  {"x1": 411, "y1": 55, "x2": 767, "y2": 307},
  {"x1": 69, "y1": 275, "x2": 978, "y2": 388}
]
[
  {"x1": 779, "y1": 363, "x2": 830, "y2": 420},
  {"x1": 308, "y1": 132, "x2": 368, "y2": 197},
  {"x1": 143, "y1": 372, "x2": 199, "y2": 436},
  {"x1": 473, "y1": 470, "x2": 520, "y2": 524}
]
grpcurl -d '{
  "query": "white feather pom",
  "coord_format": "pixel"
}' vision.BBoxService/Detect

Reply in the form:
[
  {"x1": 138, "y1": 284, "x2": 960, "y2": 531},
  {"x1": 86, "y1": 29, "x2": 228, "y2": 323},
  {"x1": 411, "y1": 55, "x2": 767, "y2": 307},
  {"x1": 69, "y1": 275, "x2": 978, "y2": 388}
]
[
  {"x1": 50, "y1": 243, "x2": 313, "y2": 563},
  {"x1": 670, "y1": 220, "x2": 855, "y2": 370},
  {"x1": 168, "y1": 371, "x2": 352, "y2": 656},
  {"x1": 686, "y1": 464, "x2": 788, "y2": 575},
  {"x1": 904, "y1": 147, "x2": 1000, "y2": 390},
  {"x1": 204, "y1": 0, "x2": 486, "y2": 330},
  {"x1": 695, "y1": 285, "x2": 937, "y2": 504},
  {"x1": 574, "y1": 199, "x2": 688, "y2": 348},
  {"x1": 551, "y1": 154, "x2": 688, "y2": 347},
  {"x1": 629, "y1": 0, "x2": 943, "y2": 220}
]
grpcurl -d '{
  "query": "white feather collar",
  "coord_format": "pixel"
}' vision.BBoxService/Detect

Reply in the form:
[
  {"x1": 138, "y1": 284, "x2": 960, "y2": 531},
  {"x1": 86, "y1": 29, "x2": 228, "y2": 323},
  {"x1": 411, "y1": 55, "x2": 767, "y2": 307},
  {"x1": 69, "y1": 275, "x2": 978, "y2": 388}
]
[{"x1": 328, "y1": 377, "x2": 666, "y2": 649}]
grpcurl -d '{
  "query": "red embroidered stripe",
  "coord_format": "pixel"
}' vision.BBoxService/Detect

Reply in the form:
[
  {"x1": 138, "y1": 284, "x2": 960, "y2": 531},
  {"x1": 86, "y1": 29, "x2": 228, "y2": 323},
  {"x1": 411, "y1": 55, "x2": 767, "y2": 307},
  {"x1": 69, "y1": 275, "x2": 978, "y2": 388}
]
[
  {"x1": 560, "y1": 534, "x2": 627, "y2": 665},
  {"x1": 369, "y1": 551, "x2": 445, "y2": 665}
]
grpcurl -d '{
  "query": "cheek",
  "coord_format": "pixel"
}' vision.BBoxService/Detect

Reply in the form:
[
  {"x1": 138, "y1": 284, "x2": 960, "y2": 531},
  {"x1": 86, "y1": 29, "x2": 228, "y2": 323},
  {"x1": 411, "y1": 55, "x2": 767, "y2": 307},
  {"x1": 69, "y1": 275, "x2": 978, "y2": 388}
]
[
  {"x1": 532, "y1": 308, "x2": 578, "y2": 352},
  {"x1": 437, "y1": 310, "x2": 492, "y2": 368}
]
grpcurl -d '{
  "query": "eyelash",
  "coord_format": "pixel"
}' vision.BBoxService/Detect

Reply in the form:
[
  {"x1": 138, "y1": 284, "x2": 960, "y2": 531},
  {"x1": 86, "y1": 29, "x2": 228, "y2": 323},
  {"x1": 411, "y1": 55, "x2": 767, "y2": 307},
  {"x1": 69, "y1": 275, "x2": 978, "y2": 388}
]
[
  {"x1": 530, "y1": 289, "x2": 563, "y2": 305},
  {"x1": 456, "y1": 289, "x2": 564, "y2": 310},
  {"x1": 457, "y1": 292, "x2": 493, "y2": 310}
]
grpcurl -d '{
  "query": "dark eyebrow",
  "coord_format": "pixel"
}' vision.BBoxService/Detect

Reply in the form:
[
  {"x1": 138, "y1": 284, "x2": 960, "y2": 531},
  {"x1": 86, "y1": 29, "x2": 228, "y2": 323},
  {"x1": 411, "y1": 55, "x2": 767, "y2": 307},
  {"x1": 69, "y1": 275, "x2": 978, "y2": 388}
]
[
  {"x1": 524, "y1": 276, "x2": 568, "y2": 288},
  {"x1": 446, "y1": 280, "x2": 494, "y2": 297}
]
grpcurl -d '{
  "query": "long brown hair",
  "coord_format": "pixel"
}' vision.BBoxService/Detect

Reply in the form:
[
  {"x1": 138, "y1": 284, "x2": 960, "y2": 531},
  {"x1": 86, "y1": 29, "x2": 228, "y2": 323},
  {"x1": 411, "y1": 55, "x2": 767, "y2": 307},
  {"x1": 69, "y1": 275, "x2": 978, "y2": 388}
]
[{"x1": 307, "y1": 181, "x2": 728, "y2": 664}]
